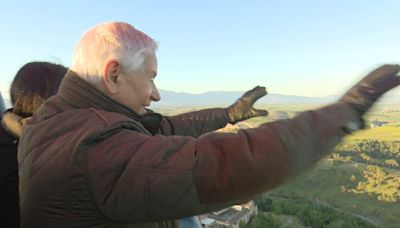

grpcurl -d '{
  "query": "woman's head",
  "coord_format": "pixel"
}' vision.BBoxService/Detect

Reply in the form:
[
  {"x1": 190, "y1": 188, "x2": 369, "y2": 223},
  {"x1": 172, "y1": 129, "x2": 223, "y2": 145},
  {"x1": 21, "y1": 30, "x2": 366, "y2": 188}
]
[{"x1": 10, "y1": 61, "x2": 67, "y2": 117}]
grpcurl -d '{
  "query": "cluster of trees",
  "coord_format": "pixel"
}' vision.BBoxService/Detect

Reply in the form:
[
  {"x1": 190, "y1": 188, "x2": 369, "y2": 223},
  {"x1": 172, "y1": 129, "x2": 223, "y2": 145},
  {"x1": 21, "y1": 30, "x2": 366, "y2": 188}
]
[
  {"x1": 342, "y1": 165, "x2": 400, "y2": 203},
  {"x1": 332, "y1": 140, "x2": 400, "y2": 169},
  {"x1": 331, "y1": 140, "x2": 400, "y2": 203},
  {"x1": 251, "y1": 196, "x2": 373, "y2": 228}
]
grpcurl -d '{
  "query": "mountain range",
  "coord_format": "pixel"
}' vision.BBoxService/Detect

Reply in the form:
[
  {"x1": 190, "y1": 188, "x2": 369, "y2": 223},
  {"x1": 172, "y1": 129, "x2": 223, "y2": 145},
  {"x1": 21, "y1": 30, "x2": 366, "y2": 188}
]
[
  {"x1": 152, "y1": 89, "x2": 336, "y2": 107},
  {"x1": 1, "y1": 89, "x2": 399, "y2": 110},
  {"x1": 150, "y1": 89, "x2": 400, "y2": 107}
]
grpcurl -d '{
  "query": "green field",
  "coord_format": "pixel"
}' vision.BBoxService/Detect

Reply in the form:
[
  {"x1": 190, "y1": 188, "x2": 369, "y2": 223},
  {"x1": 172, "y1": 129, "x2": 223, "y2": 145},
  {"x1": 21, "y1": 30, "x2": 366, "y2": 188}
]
[
  {"x1": 242, "y1": 104, "x2": 400, "y2": 129},
  {"x1": 346, "y1": 126, "x2": 400, "y2": 141},
  {"x1": 364, "y1": 105, "x2": 400, "y2": 123}
]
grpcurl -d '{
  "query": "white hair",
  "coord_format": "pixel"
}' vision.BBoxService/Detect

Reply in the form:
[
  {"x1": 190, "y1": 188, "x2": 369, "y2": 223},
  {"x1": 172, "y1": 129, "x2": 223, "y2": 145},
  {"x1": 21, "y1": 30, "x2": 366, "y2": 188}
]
[{"x1": 70, "y1": 22, "x2": 158, "y2": 84}]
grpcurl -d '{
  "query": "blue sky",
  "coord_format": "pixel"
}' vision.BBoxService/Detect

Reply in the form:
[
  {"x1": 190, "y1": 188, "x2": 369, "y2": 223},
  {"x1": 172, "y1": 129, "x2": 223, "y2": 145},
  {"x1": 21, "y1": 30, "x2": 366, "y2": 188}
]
[{"x1": 1, "y1": 0, "x2": 400, "y2": 99}]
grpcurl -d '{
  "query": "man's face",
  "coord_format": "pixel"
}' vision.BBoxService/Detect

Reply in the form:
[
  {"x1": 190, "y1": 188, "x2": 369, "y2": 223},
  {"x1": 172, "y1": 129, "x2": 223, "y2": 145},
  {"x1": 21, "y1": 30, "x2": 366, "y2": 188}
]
[{"x1": 116, "y1": 52, "x2": 160, "y2": 114}]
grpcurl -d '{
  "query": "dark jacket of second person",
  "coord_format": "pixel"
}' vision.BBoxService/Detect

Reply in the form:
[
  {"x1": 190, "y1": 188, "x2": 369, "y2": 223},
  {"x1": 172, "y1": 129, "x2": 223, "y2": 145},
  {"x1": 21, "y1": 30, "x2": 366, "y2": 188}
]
[{"x1": 1, "y1": 110, "x2": 22, "y2": 228}]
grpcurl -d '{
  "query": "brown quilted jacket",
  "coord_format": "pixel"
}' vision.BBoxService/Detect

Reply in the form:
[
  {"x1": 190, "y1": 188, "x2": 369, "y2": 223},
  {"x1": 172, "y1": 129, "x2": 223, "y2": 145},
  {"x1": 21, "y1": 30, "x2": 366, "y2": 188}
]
[{"x1": 18, "y1": 72, "x2": 361, "y2": 227}]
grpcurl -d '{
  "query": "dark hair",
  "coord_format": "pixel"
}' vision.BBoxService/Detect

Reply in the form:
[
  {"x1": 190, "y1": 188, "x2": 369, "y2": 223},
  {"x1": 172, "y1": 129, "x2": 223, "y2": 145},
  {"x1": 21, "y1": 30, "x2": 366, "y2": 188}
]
[{"x1": 10, "y1": 62, "x2": 67, "y2": 117}]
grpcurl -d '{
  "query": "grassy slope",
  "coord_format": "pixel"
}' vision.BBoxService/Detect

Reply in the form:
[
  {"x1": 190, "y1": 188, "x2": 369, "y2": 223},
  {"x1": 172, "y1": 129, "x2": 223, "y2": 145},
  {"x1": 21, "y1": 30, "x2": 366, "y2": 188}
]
[{"x1": 267, "y1": 160, "x2": 400, "y2": 227}]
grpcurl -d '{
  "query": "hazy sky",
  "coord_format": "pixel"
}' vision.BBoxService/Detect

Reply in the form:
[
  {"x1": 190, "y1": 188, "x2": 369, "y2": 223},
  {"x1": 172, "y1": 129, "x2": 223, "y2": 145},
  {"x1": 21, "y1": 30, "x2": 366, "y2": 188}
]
[{"x1": 1, "y1": 0, "x2": 400, "y2": 99}]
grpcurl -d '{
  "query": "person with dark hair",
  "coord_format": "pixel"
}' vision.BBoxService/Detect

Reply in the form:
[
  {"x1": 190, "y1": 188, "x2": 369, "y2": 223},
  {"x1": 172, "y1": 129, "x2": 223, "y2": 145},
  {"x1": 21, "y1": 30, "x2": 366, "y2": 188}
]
[
  {"x1": 9, "y1": 62, "x2": 67, "y2": 118},
  {"x1": 0, "y1": 61, "x2": 67, "y2": 228},
  {"x1": 18, "y1": 22, "x2": 400, "y2": 227}
]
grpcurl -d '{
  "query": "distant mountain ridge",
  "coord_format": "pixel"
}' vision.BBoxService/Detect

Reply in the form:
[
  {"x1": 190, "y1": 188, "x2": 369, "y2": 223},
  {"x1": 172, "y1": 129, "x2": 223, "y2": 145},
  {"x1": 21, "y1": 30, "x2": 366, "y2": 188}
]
[
  {"x1": 151, "y1": 89, "x2": 338, "y2": 107},
  {"x1": 151, "y1": 89, "x2": 400, "y2": 107}
]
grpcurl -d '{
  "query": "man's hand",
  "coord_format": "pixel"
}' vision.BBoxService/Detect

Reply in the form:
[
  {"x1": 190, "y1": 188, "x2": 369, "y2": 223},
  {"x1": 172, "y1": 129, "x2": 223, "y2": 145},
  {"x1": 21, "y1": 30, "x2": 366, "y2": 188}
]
[
  {"x1": 340, "y1": 64, "x2": 400, "y2": 115},
  {"x1": 227, "y1": 86, "x2": 268, "y2": 124}
]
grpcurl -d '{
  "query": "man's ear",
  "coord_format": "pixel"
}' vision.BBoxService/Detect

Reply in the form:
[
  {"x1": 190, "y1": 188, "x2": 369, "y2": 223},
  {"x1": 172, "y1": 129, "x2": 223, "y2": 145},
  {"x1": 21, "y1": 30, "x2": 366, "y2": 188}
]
[{"x1": 102, "y1": 60, "x2": 120, "y2": 94}]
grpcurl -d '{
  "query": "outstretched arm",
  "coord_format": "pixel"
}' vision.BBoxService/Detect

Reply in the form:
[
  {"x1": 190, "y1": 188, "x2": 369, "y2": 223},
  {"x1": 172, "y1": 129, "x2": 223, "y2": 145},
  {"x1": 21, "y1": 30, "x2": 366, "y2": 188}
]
[{"x1": 160, "y1": 86, "x2": 268, "y2": 137}]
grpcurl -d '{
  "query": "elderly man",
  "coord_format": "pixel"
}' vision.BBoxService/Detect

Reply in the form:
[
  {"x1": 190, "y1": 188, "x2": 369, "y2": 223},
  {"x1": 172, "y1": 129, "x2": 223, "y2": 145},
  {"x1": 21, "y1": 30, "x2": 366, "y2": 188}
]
[{"x1": 18, "y1": 22, "x2": 400, "y2": 227}]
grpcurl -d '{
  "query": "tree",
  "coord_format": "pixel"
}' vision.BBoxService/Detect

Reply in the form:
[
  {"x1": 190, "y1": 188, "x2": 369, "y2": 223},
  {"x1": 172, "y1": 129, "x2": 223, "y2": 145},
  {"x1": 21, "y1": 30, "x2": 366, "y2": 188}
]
[
  {"x1": 385, "y1": 159, "x2": 399, "y2": 168},
  {"x1": 343, "y1": 165, "x2": 400, "y2": 203}
]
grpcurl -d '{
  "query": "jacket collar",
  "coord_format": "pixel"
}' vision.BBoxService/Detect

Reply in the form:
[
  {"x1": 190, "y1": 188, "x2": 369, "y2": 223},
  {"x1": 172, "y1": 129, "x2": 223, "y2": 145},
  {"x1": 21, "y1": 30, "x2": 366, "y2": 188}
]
[{"x1": 58, "y1": 71, "x2": 162, "y2": 135}]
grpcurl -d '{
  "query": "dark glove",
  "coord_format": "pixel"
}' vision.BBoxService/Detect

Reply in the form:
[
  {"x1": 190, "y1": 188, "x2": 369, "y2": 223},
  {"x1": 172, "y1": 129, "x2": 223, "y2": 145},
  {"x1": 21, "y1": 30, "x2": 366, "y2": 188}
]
[
  {"x1": 227, "y1": 86, "x2": 268, "y2": 124},
  {"x1": 340, "y1": 64, "x2": 400, "y2": 115}
]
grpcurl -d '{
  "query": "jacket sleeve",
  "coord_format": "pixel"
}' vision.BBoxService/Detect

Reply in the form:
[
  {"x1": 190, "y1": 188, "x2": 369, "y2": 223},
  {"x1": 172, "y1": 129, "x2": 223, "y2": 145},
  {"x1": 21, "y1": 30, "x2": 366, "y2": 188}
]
[
  {"x1": 159, "y1": 108, "x2": 229, "y2": 137},
  {"x1": 75, "y1": 102, "x2": 361, "y2": 222}
]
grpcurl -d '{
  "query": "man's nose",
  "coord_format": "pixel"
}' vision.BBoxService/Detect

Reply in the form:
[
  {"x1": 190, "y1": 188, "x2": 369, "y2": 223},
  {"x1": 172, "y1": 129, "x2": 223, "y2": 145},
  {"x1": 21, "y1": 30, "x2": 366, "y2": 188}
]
[{"x1": 151, "y1": 85, "x2": 161, "y2": 101}]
